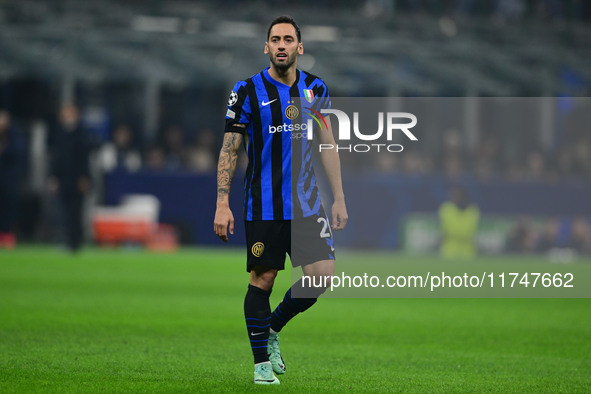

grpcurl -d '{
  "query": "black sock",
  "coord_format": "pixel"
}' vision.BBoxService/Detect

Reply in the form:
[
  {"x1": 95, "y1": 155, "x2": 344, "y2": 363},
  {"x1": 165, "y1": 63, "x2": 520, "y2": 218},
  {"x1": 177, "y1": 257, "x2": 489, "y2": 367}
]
[
  {"x1": 270, "y1": 279, "x2": 325, "y2": 333},
  {"x1": 244, "y1": 284, "x2": 272, "y2": 364}
]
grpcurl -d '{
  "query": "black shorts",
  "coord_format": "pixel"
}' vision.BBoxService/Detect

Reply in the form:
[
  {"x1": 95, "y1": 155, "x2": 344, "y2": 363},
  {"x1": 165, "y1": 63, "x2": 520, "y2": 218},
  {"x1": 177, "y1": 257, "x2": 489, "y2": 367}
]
[{"x1": 245, "y1": 209, "x2": 335, "y2": 272}]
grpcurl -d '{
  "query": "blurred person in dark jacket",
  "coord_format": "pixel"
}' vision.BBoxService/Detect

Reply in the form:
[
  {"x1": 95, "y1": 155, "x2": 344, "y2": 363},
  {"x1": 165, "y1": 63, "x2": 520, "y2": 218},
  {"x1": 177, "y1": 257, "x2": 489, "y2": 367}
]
[
  {"x1": 48, "y1": 103, "x2": 92, "y2": 252},
  {"x1": 0, "y1": 110, "x2": 25, "y2": 248}
]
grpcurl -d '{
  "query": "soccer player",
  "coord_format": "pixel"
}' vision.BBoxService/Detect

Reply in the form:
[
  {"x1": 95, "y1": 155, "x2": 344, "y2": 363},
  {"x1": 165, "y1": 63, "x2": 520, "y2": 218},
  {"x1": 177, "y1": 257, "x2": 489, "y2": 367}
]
[{"x1": 213, "y1": 15, "x2": 348, "y2": 385}]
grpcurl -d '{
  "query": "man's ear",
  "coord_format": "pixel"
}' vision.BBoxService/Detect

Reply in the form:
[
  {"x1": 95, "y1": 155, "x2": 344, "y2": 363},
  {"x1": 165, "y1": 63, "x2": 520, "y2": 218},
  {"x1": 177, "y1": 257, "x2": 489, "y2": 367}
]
[
  {"x1": 264, "y1": 42, "x2": 269, "y2": 54},
  {"x1": 298, "y1": 42, "x2": 303, "y2": 55}
]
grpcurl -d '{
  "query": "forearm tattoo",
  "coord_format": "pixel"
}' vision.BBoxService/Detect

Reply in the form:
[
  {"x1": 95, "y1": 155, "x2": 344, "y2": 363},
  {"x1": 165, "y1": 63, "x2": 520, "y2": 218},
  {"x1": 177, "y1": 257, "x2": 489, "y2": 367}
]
[{"x1": 217, "y1": 132, "x2": 241, "y2": 201}]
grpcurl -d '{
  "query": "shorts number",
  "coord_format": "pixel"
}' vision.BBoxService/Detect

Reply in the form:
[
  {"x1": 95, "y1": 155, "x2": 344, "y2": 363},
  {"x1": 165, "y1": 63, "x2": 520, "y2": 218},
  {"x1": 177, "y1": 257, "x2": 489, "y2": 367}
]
[
  {"x1": 317, "y1": 217, "x2": 335, "y2": 252},
  {"x1": 317, "y1": 217, "x2": 332, "y2": 239}
]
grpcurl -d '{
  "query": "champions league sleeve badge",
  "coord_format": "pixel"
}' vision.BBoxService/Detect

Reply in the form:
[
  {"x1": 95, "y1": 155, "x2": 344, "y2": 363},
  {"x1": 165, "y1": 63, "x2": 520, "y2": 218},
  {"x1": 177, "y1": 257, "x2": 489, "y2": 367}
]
[{"x1": 227, "y1": 91, "x2": 238, "y2": 106}]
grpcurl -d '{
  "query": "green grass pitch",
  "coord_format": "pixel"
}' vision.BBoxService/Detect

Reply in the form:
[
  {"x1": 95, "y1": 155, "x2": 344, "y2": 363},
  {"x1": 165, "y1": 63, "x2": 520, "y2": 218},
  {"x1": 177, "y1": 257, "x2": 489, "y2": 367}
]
[{"x1": 1, "y1": 247, "x2": 590, "y2": 393}]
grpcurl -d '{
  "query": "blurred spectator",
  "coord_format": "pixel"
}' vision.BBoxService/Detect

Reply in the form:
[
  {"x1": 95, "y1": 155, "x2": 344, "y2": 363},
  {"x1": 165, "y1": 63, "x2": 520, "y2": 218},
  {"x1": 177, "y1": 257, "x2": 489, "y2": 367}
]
[
  {"x1": 566, "y1": 216, "x2": 591, "y2": 255},
  {"x1": 440, "y1": 129, "x2": 466, "y2": 179},
  {"x1": 48, "y1": 103, "x2": 92, "y2": 252},
  {"x1": 98, "y1": 124, "x2": 142, "y2": 173},
  {"x1": 161, "y1": 125, "x2": 188, "y2": 171},
  {"x1": 375, "y1": 152, "x2": 399, "y2": 173},
  {"x1": 554, "y1": 145, "x2": 575, "y2": 179},
  {"x1": 0, "y1": 110, "x2": 25, "y2": 248},
  {"x1": 522, "y1": 150, "x2": 547, "y2": 181},
  {"x1": 443, "y1": 154, "x2": 464, "y2": 179},
  {"x1": 472, "y1": 133, "x2": 500, "y2": 180},
  {"x1": 503, "y1": 160, "x2": 524, "y2": 181},
  {"x1": 438, "y1": 185, "x2": 480, "y2": 259},
  {"x1": 187, "y1": 128, "x2": 216, "y2": 173},
  {"x1": 402, "y1": 151, "x2": 426, "y2": 175},
  {"x1": 506, "y1": 216, "x2": 538, "y2": 253},
  {"x1": 571, "y1": 137, "x2": 591, "y2": 179},
  {"x1": 536, "y1": 216, "x2": 560, "y2": 253},
  {"x1": 473, "y1": 158, "x2": 495, "y2": 180},
  {"x1": 144, "y1": 145, "x2": 167, "y2": 171}
]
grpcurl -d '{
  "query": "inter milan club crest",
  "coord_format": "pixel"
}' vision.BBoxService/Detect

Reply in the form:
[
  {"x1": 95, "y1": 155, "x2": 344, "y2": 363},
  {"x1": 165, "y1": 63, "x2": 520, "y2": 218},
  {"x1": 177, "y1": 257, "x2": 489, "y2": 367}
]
[
  {"x1": 227, "y1": 91, "x2": 238, "y2": 106},
  {"x1": 251, "y1": 242, "x2": 264, "y2": 257},
  {"x1": 303, "y1": 89, "x2": 315, "y2": 103},
  {"x1": 285, "y1": 105, "x2": 299, "y2": 120}
]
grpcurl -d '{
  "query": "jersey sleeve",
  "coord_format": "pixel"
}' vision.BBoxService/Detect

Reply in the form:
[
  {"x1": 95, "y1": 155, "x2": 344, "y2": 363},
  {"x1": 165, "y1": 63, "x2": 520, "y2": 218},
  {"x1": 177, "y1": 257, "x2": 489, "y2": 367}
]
[
  {"x1": 315, "y1": 79, "x2": 331, "y2": 111},
  {"x1": 224, "y1": 81, "x2": 250, "y2": 134}
]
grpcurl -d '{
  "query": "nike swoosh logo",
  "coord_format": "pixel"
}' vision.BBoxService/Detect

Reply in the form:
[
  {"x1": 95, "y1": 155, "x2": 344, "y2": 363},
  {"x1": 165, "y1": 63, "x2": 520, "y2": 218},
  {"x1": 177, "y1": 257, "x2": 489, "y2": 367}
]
[
  {"x1": 261, "y1": 99, "x2": 277, "y2": 106},
  {"x1": 251, "y1": 332, "x2": 265, "y2": 336}
]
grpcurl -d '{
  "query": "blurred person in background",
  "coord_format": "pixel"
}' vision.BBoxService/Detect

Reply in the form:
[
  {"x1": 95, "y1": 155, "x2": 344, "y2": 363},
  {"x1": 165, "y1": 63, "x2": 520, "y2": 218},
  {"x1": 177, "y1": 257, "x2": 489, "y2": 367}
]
[
  {"x1": 522, "y1": 149, "x2": 547, "y2": 181},
  {"x1": 187, "y1": 128, "x2": 216, "y2": 173},
  {"x1": 161, "y1": 125, "x2": 188, "y2": 171},
  {"x1": 97, "y1": 124, "x2": 142, "y2": 173},
  {"x1": 472, "y1": 133, "x2": 500, "y2": 180},
  {"x1": 401, "y1": 150, "x2": 428, "y2": 175},
  {"x1": 571, "y1": 137, "x2": 591, "y2": 180},
  {"x1": 374, "y1": 152, "x2": 398, "y2": 174},
  {"x1": 554, "y1": 145, "x2": 575, "y2": 180},
  {"x1": 0, "y1": 110, "x2": 25, "y2": 249},
  {"x1": 566, "y1": 216, "x2": 591, "y2": 255},
  {"x1": 504, "y1": 159, "x2": 524, "y2": 181},
  {"x1": 144, "y1": 145, "x2": 167, "y2": 171},
  {"x1": 438, "y1": 185, "x2": 480, "y2": 259},
  {"x1": 439, "y1": 129, "x2": 466, "y2": 179},
  {"x1": 536, "y1": 216, "x2": 560, "y2": 253},
  {"x1": 506, "y1": 216, "x2": 538, "y2": 253},
  {"x1": 48, "y1": 103, "x2": 92, "y2": 252}
]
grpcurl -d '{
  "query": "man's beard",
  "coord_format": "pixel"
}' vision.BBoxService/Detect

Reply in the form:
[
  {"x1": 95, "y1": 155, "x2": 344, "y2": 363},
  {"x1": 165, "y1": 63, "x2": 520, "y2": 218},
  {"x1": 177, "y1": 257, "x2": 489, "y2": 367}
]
[{"x1": 270, "y1": 53, "x2": 296, "y2": 70}]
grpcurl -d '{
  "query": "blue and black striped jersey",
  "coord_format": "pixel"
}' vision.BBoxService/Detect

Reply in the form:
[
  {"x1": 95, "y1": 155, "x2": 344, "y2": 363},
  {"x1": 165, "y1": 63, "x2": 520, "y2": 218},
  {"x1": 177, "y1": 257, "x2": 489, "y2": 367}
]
[{"x1": 225, "y1": 67, "x2": 330, "y2": 221}]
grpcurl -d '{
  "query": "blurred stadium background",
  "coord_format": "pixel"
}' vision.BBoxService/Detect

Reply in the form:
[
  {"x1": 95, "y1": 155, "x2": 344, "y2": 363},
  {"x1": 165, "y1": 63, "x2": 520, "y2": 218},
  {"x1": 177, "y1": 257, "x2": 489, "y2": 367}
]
[
  {"x1": 2, "y1": 2, "x2": 591, "y2": 392},
  {"x1": 0, "y1": 0, "x2": 590, "y2": 256}
]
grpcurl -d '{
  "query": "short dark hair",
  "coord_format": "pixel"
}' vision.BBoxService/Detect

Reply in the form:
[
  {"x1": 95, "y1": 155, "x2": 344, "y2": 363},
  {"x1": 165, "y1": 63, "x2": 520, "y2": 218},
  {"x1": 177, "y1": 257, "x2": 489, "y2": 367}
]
[{"x1": 267, "y1": 15, "x2": 301, "y2": 42}]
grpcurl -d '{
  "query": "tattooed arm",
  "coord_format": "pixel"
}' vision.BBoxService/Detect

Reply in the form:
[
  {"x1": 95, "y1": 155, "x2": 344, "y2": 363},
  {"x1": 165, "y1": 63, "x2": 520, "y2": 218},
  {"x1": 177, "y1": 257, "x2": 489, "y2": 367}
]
[
  {"x1": 216, "y1": 132, "x2": 242, "y2": 205},
  {"x1": 214, "y1": 131, "x2": 243, "y2": 242}
]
